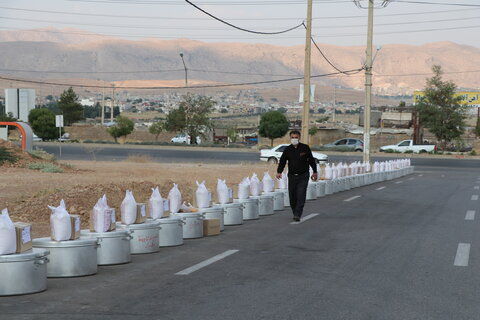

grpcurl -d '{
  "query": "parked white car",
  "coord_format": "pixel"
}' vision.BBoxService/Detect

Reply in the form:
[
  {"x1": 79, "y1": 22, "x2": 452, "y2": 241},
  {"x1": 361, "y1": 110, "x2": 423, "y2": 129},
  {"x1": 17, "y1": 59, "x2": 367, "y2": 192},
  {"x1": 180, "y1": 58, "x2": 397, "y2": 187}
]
[
  {"x1": 379, "y1": 140, "x2": 436, "y2": 153},
  {"x1": 260, "y1": 144, "x2": 328, "y2": 164},
  {"x1": 171, "y1": 133, "x2": 201, "y2": 144}
]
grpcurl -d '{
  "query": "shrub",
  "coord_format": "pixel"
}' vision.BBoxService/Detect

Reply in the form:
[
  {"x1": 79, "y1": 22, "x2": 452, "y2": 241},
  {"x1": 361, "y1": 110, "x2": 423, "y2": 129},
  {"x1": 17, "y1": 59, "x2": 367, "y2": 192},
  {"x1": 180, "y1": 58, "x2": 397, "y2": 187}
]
[
  {"x1": 404, "y1": 150, "x2": 414, "y2": 154},
  {"x1": 28, "y1": 162, "x2": 64, "y2": 173},
  {"x1": 0, "y1": 146, "x2": 17, "y2": 164},
  {"x1": 470, "y1": 150, "x2": 477, "y2": 156},
  {"x1": 28, "y1": 149, "x2": 55, "y2": 161}
]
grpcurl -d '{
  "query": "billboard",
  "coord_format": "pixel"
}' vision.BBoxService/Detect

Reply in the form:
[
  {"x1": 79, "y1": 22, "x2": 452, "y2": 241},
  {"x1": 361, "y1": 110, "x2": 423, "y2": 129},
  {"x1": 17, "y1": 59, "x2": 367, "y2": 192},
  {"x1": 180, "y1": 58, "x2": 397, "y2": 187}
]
[
  {"x1": 5, "y1": 89, "x2": 36, "y2": 122},
  {"x1": 413, "y1": 91, "x2": 480, "y2": 107}
]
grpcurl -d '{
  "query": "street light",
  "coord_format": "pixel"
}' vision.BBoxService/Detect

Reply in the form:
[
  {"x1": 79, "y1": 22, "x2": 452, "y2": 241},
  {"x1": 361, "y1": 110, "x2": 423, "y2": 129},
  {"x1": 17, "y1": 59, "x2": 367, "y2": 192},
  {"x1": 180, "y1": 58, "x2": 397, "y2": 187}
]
[
  {"x1": 353, "y1": 0, "x2": 391, "y2": 163},
  {"x1": 179, "y1": 52, "x2": 188, "y2": 87}
]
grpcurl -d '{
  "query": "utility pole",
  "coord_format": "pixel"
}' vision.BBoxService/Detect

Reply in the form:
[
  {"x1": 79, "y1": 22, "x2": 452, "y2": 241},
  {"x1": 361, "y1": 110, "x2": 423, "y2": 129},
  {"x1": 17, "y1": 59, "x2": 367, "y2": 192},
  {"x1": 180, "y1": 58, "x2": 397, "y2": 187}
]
[
  {"x1": 333, "y1": 87, "x2": 336, "y2": 123},
  {"x1": 301, "y1": 0, "x2": 313, "y2": 144},
  {"x1": 101, "y1": 84, "x2": 105, "y2": 125},
  {"x1": 363, "y1": 0, "x2": 374, "y2": 163},
  {"x1": 111, "y1": 85, "x2": 115, "y2": 123}
]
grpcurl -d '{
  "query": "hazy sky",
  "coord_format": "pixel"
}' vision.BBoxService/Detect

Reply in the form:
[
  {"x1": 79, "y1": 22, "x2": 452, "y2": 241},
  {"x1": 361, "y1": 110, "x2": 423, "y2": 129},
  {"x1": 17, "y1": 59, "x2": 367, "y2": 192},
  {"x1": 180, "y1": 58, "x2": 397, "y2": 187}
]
[{"x1": 0, "y1": 0, "x2": 478, "y2": 48}]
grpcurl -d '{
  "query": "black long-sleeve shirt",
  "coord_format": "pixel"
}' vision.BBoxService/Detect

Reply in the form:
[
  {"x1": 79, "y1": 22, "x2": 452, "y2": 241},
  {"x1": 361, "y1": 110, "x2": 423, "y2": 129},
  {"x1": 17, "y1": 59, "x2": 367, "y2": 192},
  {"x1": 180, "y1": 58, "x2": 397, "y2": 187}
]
[{"x1": 277, "y1": 143, "x2": 317, "y2": 175}]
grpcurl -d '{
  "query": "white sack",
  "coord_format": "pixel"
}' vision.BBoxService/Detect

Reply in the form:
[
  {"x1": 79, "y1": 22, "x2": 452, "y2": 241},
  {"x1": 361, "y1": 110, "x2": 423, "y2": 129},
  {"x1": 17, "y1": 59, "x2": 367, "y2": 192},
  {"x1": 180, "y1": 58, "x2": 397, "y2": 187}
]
[
  {"x1": 250, "y1": 173, "x2": 261, "y2": 196},
  {"x1": 238, "y1": 177, "x2": 250, "y2": 199},
  {"x1": 49, "y1": 200, "x2": 71, "y2": 241},
  {"x1": 277, "y1": 172, "x2": 288, "y2": 189},
  {"x1": 92, "y1": 196, "x2": 111, "y2": 233},
  {"x1": 217, "y1": 179, "x2": 230, "y2": 204},
  {"x1": 0, "y1": 208, "x2": 16, "y2": 255},
  {"x1": 121, "y1": 190, "x2": 137, "y2": 225},
  {"x1": 196, "y1": 181, "x2": 210, "y2": 208},
  {"x1": 149, "y1": 187, "x2": 164, "y2": 219},
  {"x1": 168, "y1": 183, "x2": 182, "y2": 214},
  {"x1": 262, "y1": 172, "x2": 275, "y2": 193}
]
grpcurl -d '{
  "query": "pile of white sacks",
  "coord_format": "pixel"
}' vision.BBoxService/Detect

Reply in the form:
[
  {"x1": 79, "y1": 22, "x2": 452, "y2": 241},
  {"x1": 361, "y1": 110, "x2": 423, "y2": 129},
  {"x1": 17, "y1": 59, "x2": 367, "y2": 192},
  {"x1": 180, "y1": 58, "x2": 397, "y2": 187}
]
[{"x1": 305, "y1": 158, "x2": 413, "y2": 199}]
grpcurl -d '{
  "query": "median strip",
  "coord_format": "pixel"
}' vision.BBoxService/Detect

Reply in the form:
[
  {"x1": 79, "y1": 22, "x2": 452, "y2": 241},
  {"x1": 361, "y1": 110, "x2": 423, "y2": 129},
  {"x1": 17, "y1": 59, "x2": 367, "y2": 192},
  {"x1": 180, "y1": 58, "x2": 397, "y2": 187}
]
[
  {"x1": 465, "y1": 210, "x2": 476, "y2": 221},
  {"x1": 454, "y1": 243, "x2": 471, "y2": 267},
  {"x1": 344, "y1": 195, "x2": 361, "y2": 202},
  {"x1": 291, "y1": 213, "x2": 319, "y2": 225},
  {"x1": 175, "y1": 250, "x2": 239, "y2": 275}
]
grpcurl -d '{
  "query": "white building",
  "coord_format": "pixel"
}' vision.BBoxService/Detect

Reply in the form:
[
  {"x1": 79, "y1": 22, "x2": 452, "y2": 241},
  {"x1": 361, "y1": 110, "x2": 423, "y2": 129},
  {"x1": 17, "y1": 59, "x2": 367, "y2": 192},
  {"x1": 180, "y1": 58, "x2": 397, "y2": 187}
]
[{"x1": 5, "y1": 89, "x2": 36, "y2": 122}]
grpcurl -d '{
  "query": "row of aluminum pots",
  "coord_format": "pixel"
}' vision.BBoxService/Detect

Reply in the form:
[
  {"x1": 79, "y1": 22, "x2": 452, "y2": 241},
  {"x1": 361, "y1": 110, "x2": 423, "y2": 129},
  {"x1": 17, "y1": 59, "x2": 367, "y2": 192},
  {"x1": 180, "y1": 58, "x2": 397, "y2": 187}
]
[
  {"x1": 0, "y1": 190, "x2": 290, "y2": 296},
  {"x1": 306, "y1": 167, "x2": 415, "y2": 200}
]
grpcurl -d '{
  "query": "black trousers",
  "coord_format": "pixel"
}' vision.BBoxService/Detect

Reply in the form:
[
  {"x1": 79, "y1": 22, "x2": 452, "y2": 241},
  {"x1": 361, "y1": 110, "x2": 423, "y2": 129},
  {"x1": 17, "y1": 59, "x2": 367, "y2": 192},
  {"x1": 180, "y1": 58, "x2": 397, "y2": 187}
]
[{"x1": 288, "y1": 172, "x2": 309, "y2": 218}]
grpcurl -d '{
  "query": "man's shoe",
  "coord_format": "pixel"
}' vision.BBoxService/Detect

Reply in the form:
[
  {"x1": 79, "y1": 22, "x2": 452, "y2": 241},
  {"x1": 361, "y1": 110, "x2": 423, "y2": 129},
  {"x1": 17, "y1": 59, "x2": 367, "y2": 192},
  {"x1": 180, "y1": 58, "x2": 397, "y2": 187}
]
[{"x1": 293, "y1": 216, "x2": 301, "y2": 222}]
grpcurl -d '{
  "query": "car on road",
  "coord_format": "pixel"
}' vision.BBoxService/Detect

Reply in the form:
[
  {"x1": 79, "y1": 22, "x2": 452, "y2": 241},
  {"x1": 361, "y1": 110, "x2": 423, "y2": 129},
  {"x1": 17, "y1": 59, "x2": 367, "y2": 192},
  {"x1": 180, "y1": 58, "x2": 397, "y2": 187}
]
[
  {"x1": 260, "y1": 144, "x2": 328, "y2": 164},
  {"x1": 58, "y1": 133, "x2": 71, "y2": 142},
  {"x1": 379, "y1": 139, "x2": 436, "y2": 153},
  {"x1": 32, "y1": 134, "x2": 42, "y2": 142},
  {"x1": 171, "y1": 133, "x2": 201, "y2": 144},
  {"x1": 322, "y1": 138, "x2": 364, "y2": 152}
]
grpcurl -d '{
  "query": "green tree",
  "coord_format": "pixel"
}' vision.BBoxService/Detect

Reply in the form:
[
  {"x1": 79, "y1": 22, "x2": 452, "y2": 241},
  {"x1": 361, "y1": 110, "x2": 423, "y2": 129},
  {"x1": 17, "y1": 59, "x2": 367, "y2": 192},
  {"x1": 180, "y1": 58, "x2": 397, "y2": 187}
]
[
  {"x1": 164, "y1": 108, "x2": 186, "y2": 133},
  {"x1": 277, "y1": 107, "x2": 287, "y2": 114},
  {"x1": 475, "y1": 117, "x2": 480, "y2": 137},
  {"x1": 415, "y1": 65, "x2": 468, "y2": 150},
  {"x1": 107, "y1": 116, "x2": 134, "y2": 143},
  {"x1": 58, "y1": 87, "x2": 84, "y2": 125},
  {"x1": 148, "y1": 122, "x2": 164, "y2": 141},
  {"x1": 0, "y1": 112, "x2": 16, "y2": 122},
  {"x1": 84, "y1": 103, "x2": 101, "y2": 119},
  {"x1": 227, "y1": 126, "x2": 238, "y2": 143},
  {"x1": 220, "y1": 108, "x2": 228, "y2": 114},
  {"x1": 316, "y1": 116, "x2": 330, "y2": 123},
  {"x1": 165, "y1": 94, "x2": 215, "y2": 144},
  {"x1": 308, "y1": 127, "x2": 318, "y2": 136},
  {"x1": 259, "y1": 111, "x2": 289, "y2": 146},
  {"x1": 28, "y1": 108, "x2": 59, "y2": 140}
]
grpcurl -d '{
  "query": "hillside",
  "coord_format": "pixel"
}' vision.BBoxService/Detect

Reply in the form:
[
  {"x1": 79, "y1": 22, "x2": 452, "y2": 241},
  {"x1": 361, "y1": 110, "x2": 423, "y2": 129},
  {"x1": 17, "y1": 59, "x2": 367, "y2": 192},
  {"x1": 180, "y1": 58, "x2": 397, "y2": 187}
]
[{"x1": 0, "y1": 28, "x2": 479, "y2": 94}]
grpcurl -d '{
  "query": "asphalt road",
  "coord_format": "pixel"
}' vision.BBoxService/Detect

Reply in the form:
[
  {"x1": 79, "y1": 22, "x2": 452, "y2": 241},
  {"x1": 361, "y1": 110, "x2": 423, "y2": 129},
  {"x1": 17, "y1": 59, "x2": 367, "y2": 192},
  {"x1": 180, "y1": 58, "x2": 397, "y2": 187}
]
[
  {"x1": 38, "y1": 142, "x2": 480, "y2": 168},
  {"x1": 2, "y1": 167, "x2": 480, "y2": 319}
]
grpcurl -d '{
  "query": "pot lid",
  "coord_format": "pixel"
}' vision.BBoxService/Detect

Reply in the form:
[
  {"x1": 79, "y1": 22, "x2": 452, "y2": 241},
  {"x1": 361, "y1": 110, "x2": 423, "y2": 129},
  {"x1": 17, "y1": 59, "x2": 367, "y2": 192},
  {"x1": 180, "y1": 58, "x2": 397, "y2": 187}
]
[
  {"x1": 250, "y1": 195, "x2": 273, "y2": 199},
  {"x1": 200, "y1": 206, "x2": 225, "y2": 213},
  {"x1": 155, "y1": 216, "x2": 182, "y2": 224},
  {"x1": 174, "y1": 212, "x2": 202, "y2": 218},
  {"x1": 117, "y1": 220, "x2": 160, "y2": 230},
  {"x1": 214, "y1": 203, "x2": 242, "y2": 209},
  {"x1": 0, "y1": 248, "x2": 49, "y2": 263},
  {"x1": 32, "y1": 237, "x2": 97, "y2": 248},
  {"x1": 234, "y1": 198, "x2": 257, "y2": 203},
  {"x1": 80, "y1": 229, "x2": 129, "y2": 238}
]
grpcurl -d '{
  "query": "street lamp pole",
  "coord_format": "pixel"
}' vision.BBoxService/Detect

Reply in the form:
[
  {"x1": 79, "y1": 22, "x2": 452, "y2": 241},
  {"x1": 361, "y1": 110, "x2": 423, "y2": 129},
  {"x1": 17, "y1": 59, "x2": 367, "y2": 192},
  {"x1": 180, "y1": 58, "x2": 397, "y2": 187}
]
[
  {"x1": 179, "y1": 53, "x2": 188, "y2": 87},
  {"x1": 363, "y1": 0, "x2": 374, "y2": 163}
]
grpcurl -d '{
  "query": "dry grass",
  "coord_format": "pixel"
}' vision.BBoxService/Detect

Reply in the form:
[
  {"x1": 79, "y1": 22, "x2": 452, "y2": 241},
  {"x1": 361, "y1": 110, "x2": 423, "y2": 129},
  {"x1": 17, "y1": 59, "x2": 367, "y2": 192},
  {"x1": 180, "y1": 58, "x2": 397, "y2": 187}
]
[
  {"x1": 1, "y1": 160, "x2": 278, "y2": 238},
  {"x1": 125, "y1": 154, "x2": 154, "y2": 163}
]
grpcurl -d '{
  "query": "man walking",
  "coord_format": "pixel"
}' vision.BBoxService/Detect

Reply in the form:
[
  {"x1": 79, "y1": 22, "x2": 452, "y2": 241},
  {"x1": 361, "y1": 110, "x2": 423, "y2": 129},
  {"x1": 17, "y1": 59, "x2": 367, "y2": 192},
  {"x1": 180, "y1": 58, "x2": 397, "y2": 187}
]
[{"x1": 276, "y1": 130, "x2": 318, "y2": 222}]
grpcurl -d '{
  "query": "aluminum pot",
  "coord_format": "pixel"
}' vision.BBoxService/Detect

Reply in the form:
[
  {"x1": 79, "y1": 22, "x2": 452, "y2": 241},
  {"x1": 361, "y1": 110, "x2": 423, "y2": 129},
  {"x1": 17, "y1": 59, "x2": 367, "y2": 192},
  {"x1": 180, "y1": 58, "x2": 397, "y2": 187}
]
[
  {"x1": 275, "y1": 188, "x2": 290, "y2": 207},
  {"x1": 250, "y1": 195, "x2": 274, "y2": 216},
  {"x1": 175, "y1": 212, "x2": 204, "y2": 239},
  {"x1": 80, "y1": 229, "x2": 131, "y2": 265},
  {"x1": 234, "y1": 198, "x2": 259, "y2": 220},
  {"x1": 306, "y1": 182, "x2": 317, "y2": 200},
  {"x1": 156, "y1": 216, "x2": 184, "y2": 247},
  {"x1": 216, "y1": 203, "x2": 243, "y2": 226},
  {"x1": 117, "y1": 220, "x2": 160, "y2": 254},
  {"x1": 199, "y1": 206, "x2": 225, "y2": 231},
  {"x1": 32, "y1": 237, "x2": 97, "y2": 278},
  {"x1": 263, "y1": 191, "x2": 285, "y2": 211},
  {"x1": 0, "y1": 249, "x2": 49, "y2": 296}
]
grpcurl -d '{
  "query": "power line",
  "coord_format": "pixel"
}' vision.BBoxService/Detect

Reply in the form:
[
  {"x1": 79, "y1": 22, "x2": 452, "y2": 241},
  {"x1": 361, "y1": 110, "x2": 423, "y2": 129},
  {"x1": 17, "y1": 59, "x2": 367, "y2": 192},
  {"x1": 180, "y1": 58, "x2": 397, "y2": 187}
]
[
  {"x1": 184, "y1": 0, "x2": 304, "y2": 35},
  {"x1": 0, "y1": 69, "x2": 363, "y2": 89},
  {"x1": 394, "y1": 0, "x2": 480, "y2": 7},
  {"x1": 67, "y1": 0, "x2": 352, "y2": 5}
]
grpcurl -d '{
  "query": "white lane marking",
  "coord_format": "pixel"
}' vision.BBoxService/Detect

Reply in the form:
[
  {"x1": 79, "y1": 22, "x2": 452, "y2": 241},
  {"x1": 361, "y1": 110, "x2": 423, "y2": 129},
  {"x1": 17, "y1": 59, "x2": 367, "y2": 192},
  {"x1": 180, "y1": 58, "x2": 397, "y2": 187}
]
[
  {"x1": 418, "y1": 174, "x2": 424, "y2": 177},
  {"x1": 465, "y1": 210, "x2": 476, "y2": 221},
  {"x1": 475, "y1": 186, "x2": 480, "y2": 190},
  {"x1": 291, "y1": 213, "x2": 319, "y2": 225},
  {"x1": 344, "y1": 195, "x2": 361, "y2": 202},
  {"x1": 408, "y1": 177, "x2": 415, "y2": 180},
  {"x1": 441, "y1": 174, "x2": 445, "y2": 178},
  {"x1": 175, "y1": 250, "x2": 239, "y2": 275},
  {"x1": 376, "y1": 186, "x2": 386, "y2": 191},
  {"x1": 395, "y1": 181, "x2": 404, "y2": 184},
  {"x1": 472, "y1": 195, "x2": 479, "y2": 201},
  {"x1": 454, "y1": 243, "x2": 471, "y2": 267}
]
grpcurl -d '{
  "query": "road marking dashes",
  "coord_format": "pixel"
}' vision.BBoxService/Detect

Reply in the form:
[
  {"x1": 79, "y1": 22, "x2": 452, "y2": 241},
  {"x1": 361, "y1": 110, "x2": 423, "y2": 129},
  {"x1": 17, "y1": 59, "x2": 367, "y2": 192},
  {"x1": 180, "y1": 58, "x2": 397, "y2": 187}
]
[
  {"x1": 291, "y1": 213, "x2": 319, "y2": 225},
  {"x1": 454, "y1": 243, "x2": 471, "y2": 267},
  {"x1": 408, "y1": 177, "x2": 415, "y2": 181},
  {"x1": 472, "y1": 195, "x2": 479, "y2": 201},
  {"x1": 175, "y1": 250, "x2": 239, "y2": 275},
  {"x1": 395, "y1": 181, "x2": 403, "y2": 184},
  {"x1": 475, "y1": 186, "x2": 480, "y2": 190},
  {"x1": 376, "y1": 186, "x2": 386, "y2": 191},
  {"x1": 465, "y1": 210, "x2": 476, "y2": 221},
  {"x1": 344, "y1": 195, "x2": 361, "y2": 202},
  {"x1": 418, "y1": 174, "x2": 424, "y2": 177}
]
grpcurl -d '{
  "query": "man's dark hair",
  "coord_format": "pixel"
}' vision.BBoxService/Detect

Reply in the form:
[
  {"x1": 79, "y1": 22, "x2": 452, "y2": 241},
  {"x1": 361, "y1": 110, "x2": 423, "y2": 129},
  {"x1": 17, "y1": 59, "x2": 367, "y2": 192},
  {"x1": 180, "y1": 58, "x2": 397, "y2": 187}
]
[{"x1": 289, "y1": 130, "x2": 301, "y2": 136}]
